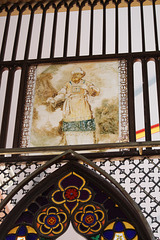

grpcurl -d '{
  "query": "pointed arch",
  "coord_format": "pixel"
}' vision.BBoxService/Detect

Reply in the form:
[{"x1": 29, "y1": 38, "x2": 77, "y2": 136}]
[{"x1": 0, "y1": 151, "x2": 155, "y2": 240}]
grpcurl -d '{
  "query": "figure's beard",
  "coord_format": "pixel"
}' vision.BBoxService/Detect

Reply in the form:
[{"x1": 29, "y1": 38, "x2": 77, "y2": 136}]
[{"x1": 72, "y1": 78, "x2": 81, "y2": 83}]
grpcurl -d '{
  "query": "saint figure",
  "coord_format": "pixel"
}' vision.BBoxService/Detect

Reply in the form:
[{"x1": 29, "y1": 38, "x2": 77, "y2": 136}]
[{"x1": 47, "y1": 67, "x2": 100, "y2": 145}]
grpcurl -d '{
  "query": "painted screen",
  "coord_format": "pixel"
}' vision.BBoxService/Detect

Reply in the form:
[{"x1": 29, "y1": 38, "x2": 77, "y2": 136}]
[{"x1": 21, "y1": 60, "x2": 128, "y2": 147}]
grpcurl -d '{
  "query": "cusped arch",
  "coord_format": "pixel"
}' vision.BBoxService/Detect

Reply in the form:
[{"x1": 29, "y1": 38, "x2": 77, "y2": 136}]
[{"x1": 0, "y1": 158, "x2": 155, "y2": 240}]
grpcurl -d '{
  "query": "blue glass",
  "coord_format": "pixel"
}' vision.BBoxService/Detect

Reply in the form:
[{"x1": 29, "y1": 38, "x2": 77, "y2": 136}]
[
  {"x1": 17, "y1": 225, "x2": 27, "y2": 235},
  {"x1": 114, "y1": 221, "x2": 124, "y2": 231},
  {"x1": 103, "y1": 230, "x2": 114, "y2": 240},
  {"x1": 126, "y1": 229, "x2": 137, "y2": 239},
  {"x1": 6, "y1": 235, "x2": 16, "y2": 240},
  {"x1": 27, "y1": 233, "x2": 38, "y2": 240},
  {"x1": 82, "y1": 213, "x2": 96, "y2": 226},
  {"x1": 39, "y1": 237, "x2": 50, "y2": 240},
  {"x1": 45, "y1": 214, "x2": 59, "y2": 227}
]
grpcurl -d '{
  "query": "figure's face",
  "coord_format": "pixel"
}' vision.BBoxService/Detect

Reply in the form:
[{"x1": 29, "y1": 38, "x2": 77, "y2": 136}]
[{"x1": 72, "y1": 73, "x2": 83, "y2": 83}]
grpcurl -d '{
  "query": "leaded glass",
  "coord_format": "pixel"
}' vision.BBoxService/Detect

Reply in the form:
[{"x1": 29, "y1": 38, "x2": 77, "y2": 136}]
[{"x1": 2, "y1": 163, "x2": 142, "y2": 240}]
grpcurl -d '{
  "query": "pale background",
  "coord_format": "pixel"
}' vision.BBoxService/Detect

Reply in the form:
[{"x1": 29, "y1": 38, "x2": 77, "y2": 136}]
[
  {"x1": 30, "y1": 61, "x2": 119, "y2": 147},
  {"x1": 0, "y1": 3, "x2": 160, "y2": 238}
]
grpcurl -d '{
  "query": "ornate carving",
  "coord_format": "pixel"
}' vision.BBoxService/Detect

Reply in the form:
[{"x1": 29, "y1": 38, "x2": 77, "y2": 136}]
[
  {"x1": 119, "y1": 59, "x2": 129, "y2": 142},
  {"x1": 20, "y1": 66, "x2": 37, "y2": 147}
]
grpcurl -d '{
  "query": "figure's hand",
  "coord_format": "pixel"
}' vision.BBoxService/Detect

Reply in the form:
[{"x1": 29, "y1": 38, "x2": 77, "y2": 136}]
[
  {"x1": 81, "y1": 85, "x2": 88, "y2": 90},
  {"x1": 46, "y1": 97, "x2": 56, "y2": 108}
]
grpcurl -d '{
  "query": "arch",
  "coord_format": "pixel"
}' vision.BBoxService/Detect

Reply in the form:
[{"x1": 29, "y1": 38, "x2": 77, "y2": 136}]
[{"x1": 0, "y1": 153, "x2": 155, "y2": 240}]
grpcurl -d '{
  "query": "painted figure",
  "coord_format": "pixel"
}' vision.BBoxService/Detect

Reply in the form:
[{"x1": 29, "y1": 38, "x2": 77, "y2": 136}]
[{"x1": 47, "y1": 67, "x2": 100, "y2": 145}]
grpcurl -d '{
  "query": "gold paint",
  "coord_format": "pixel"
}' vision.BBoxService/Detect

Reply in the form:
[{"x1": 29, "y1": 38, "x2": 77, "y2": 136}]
[
  {"x1": 58, "y1": 172, "x2": 86, "y2": 190},
  {"x1": 8, "y1": 226, "x2": 19, "y2": 234},
  {"x1": 104, "y1": 221, "x2": 114, "y2": 230},
  {"x1": 27, "y1": 226, "x2": 37, "y2": 233},
  {"x1": 123, "y1": 221, "x2": 135, "y2": 229},
  {"x1": 133, "y1": 236, "x2": 138, "y2": 240}
]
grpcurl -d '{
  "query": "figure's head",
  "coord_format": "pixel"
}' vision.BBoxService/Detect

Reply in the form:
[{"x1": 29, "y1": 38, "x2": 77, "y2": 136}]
[{"x1": 71, "y1": 68, "x2": 85, "y2": 83}]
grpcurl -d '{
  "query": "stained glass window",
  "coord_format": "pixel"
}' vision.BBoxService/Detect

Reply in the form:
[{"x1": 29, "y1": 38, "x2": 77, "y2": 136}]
[{"x1": 1, "y1": 162, "x2": 145, "y2": 240}]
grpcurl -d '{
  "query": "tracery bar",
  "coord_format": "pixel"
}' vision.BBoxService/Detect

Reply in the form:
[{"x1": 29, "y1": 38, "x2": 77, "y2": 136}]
[
  {"x1": 50, "y1": 4, "x2": 58, "y2": 58},
  {"x1": 127, "y1": 0, "x2": 132, "y2": 53},
  {"x1": 114, "y1": 0, "x2": 120, "y2": 54},
  {"x1": 141, "y1": 58, "x2": 151, "y2": 141},
  {"x1": 151, "y1": 0, "x2": 159, "y2": 51},
  {"x1": 89, "y1": 2, "x2": 94, "y2": 56},
  {"x1": 102, "y1": 1, "x2": 107, "y2": 55},
  {"x1": 0, "y1": 67, "x2": 15, "y2": 148},
  {"x1": 11, "y1": 7, "x2": 22, "y2": 61},
  {"x1": 139, "y1": 0, "x2": 146, "y2": 52},
  {"x1": 37, "y1": 4, "x2": 46, "y2": 59},
  {"x1": 13, "y1": 65, "x2": 28, "y2": 148},
  {"x1": 76, "y1": 2, "x2": 82, "y2": 57},
  {"x1": 0, "y1": 7, "x2": 10, "y2": 62},
  {"x1": 24, "y1": 5, "x2": 34, "y2": 60},
  {"x1": 155, "y1": 58, "x2": 160, "y2": 129},
  {"x1": 63, "y1": 4, "x2": 70, "y2": 57},
  {"x1": 127, "y1": 58, "x2": 136, "y2": 143},
  {"x1": 0, "y1": 67, "x2": 3, "y2": 87}
]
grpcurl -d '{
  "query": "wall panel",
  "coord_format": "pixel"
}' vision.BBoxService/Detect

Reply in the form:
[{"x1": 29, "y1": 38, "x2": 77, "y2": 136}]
[{"x1": 0, "y1": 0, "x2": 159, "y2": 149}]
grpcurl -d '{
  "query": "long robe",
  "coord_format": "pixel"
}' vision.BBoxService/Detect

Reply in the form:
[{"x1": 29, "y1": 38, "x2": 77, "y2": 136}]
[{"x1": 53, "y1": 79, "x2": 99, "y2": 145}]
